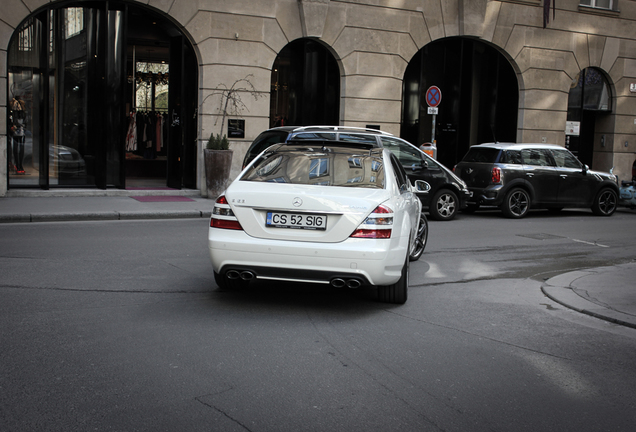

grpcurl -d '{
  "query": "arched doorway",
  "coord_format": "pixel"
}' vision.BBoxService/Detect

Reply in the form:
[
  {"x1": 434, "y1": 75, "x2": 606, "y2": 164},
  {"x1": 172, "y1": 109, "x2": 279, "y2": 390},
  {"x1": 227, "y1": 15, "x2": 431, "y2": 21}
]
[
  {"x1": 401, "y1": 38, "x2": 519, "y2": 169},
  {"x1": 6, "y1": 2, "x2": 197, "y2": 190},
  {"x1": 566, "y1": 67, "x2": 612, "y2": 168},
  {"x1": 270, "y1": 39, "x2": 340, "y2": 127}
]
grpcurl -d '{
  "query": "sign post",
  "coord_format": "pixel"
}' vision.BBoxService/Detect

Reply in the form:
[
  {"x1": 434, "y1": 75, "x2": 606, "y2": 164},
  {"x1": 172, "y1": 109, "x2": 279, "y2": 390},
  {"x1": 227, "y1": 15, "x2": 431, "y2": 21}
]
[{"x1": 425, "y1": 86, "x2": 442, "y2": 144}]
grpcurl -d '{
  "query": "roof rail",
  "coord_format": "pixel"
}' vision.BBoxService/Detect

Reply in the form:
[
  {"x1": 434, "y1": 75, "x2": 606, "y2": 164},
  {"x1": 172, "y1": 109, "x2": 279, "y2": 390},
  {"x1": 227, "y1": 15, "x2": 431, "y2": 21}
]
[{"x1": 292, "y1": 125, "x2": 394, "y2": 136}]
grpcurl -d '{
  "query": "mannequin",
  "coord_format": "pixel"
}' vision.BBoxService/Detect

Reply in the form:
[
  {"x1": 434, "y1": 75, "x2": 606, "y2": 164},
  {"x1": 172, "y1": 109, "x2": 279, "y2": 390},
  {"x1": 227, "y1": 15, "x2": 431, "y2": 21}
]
[{"x1": 9, "y1": 96, "x2": 26, "y2": 174}]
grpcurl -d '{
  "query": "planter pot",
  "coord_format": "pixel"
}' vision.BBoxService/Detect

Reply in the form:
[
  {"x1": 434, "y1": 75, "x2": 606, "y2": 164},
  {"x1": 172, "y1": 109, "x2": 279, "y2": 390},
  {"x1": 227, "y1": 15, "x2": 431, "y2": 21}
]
[{"x1": 204, "y1": 149, "x2": 233, "y2": 199}]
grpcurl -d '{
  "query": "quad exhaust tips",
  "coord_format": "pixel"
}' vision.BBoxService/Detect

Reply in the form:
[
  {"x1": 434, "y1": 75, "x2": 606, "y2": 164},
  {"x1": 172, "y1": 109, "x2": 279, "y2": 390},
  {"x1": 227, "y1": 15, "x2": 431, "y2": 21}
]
[
  {"x1": 330, "y1": 278, "x2": 362, "y2": 289},
  {"x1": 226, "y1": 270, "x2": 255, "y2": 281}
]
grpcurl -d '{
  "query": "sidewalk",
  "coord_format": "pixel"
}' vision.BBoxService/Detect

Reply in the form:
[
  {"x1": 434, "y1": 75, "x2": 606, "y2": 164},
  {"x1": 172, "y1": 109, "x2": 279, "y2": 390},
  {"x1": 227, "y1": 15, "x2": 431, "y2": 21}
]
[
  {"x1": 542, "y1": 262, "x2": 636, "y2": 330},
  {"x1": 0, "y1": 189, "x2": 213, "y2": 223},
  {"x1": 1, "y1": 191, "x2": 635, "y2": 330}
]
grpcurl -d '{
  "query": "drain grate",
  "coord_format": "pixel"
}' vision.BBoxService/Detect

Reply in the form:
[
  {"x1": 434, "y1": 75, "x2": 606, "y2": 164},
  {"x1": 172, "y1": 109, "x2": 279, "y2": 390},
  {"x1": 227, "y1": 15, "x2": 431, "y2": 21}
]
[{"x1": 517, "y1": 233, "x2": 565, "y2": 241}]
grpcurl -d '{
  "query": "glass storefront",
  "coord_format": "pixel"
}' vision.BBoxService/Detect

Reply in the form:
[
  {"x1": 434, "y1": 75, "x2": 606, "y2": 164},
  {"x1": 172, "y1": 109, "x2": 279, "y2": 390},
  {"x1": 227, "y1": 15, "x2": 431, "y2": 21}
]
[
  {"x1": 566, "y1": 67, "x2": 612, "y2": 167},
  {"x1": 401, "y1": 38, "x2": 519, "y2": 169},
  {"x1": 7, "y1": 2, "x2": 197, "y2": 190}
]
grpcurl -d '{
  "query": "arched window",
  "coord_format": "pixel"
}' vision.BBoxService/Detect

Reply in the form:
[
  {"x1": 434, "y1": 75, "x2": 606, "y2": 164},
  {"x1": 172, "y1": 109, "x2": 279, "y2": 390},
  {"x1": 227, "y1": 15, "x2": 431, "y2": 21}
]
[
  {"x1": 7, "y1": 3, "x2": 197, "y2": 190},
  {"x1": 270, "y1": 39, "x2": 340, "y2": 127},
  {"x1": 401, "y1": 38, "x2": 518, "y2": 168},
  {"x1": 566, "y1": 67, "x2": 612, "y2": 167}
]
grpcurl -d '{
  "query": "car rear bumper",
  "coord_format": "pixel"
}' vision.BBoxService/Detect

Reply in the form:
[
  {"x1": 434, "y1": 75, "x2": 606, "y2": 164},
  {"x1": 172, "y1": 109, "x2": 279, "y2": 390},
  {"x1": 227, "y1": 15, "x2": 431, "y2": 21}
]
[
  {"x1": 208, "y1": 228, "x2": 407, "y2": 286},
  {"x1": 467, "y1": 185, "x2": 504, "y2": 206},
  {"x1": 459, "y1": 189, "x2": 471, "y2": 209}
]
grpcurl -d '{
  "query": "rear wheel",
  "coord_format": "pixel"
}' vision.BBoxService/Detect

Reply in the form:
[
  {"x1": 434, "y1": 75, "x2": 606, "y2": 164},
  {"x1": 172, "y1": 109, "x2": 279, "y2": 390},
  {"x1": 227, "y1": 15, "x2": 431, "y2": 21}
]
[
  {"x1": 591, "y1": 188, "x2": 618, "y2": 216},
  {"x1": 214, "y1": 271, "x2": 228, "y2": 290},
  {"x1": 501, "y1": 188, "x2": 530, "y2": 218},
  {"x1": 430, "y1": 189, "x2": 458, "y2": 221},
  {"x1": 409, "y1": 213, "x2": 428, "y2": 262},
  {"x1": 378, "y1": 255, "x2": 409, "y2": 304}
]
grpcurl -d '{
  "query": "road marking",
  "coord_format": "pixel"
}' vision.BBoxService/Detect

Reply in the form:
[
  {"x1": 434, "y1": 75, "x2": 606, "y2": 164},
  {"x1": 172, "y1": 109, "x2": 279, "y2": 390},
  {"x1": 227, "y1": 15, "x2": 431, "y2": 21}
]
[{"x1": 571, "y1": 238, "x2": 609, "y2": 248}]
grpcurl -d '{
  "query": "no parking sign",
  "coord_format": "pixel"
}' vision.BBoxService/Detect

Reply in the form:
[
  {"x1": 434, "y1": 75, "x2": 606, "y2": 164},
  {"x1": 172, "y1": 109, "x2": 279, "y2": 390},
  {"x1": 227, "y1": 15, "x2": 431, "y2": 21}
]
[
  {"x1": 426, "y1": 86, "x2": 442, "y2": 108},
  {"x1": 425, "y1": 86, "x2": 441, "y2": 144}
]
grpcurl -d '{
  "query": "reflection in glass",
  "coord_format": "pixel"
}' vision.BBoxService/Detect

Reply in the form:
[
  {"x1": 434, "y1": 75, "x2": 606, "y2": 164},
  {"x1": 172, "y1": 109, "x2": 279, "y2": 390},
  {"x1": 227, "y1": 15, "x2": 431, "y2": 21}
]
[{"x1": 8, "y1": 19, "x2": 39, "y2": 186}]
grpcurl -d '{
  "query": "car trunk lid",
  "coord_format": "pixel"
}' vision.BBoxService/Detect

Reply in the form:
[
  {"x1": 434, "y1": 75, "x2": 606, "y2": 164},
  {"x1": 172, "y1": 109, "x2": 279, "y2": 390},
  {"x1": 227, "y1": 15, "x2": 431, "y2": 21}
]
[{"x1": 225, "y1": 181, "x2": 390, "y2": 243}]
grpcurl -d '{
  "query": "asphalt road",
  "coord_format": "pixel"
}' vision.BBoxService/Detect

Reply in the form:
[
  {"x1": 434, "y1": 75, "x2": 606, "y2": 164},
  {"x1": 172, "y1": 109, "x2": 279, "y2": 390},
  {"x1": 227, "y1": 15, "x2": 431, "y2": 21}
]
[{"x1": 1, "y1": 208, "x2": 635, "y2": 431}]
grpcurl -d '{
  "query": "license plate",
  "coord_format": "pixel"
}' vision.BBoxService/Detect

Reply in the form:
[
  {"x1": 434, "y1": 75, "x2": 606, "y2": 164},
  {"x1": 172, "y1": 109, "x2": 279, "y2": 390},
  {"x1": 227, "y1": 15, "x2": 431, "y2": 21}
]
[{"x1": 266, "y1": 212, "x2": 327, "y2": 230}]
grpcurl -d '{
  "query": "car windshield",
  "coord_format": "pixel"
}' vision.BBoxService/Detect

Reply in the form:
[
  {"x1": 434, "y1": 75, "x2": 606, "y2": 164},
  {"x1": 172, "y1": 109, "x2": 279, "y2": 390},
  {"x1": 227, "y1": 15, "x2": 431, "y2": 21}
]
[
  {"x1": 461, "y1": 147, "x2": 501, "y2": 163},
  {"x1": 241, "y1": 148, "x2": 385, "y2": 188}
]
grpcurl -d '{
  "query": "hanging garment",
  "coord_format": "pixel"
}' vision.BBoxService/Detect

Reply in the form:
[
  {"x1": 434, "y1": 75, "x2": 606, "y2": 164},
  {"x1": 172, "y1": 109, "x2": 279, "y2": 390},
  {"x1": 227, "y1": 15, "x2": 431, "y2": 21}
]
[
  {"x1": 126, "y1": 112, "x2": 137, "y2": 151},
  {"x1": 156, "y1": 113, "x2": 162, "y2": 152}
]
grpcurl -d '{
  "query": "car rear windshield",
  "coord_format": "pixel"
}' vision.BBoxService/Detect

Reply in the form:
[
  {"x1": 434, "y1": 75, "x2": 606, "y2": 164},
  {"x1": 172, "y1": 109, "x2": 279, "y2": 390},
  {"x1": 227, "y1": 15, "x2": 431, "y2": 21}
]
[
  {"x1": 461, "y1": 147, "x2": 501, "y2": 163},
  {"x1": 242, "y1": 148, "x2": 385, "y2": 188}
]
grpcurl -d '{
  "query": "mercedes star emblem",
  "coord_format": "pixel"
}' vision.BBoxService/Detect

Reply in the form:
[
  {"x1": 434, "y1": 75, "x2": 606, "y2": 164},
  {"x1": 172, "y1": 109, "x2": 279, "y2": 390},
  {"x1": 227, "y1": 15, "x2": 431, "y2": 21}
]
[{"x1": 292, "y1": 197, "x2": 303, "y2": 207}]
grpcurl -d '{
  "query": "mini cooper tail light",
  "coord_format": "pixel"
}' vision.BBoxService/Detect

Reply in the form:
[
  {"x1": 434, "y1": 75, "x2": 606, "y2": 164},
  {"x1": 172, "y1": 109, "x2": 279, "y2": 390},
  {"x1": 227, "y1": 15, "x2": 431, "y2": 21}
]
[
  {"x1": 210, "y1": 195, "x2": 243, "y2": 230},
  {"x1": 351, "y1": 205, "x2": 393, "y2": 238},
  {"x1": 491, "y1": 167, "x2": 502, "y2": 184}
]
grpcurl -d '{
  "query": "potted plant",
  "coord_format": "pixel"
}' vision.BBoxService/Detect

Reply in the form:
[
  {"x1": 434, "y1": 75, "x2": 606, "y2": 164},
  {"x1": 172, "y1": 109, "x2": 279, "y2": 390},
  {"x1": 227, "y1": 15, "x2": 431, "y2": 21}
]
[
  {"x1": 202, "y1": 75, "x2": 262, "y2": 199},
  {"x1": 204, "y1": 133, "x2": 232, "y2": 199}
]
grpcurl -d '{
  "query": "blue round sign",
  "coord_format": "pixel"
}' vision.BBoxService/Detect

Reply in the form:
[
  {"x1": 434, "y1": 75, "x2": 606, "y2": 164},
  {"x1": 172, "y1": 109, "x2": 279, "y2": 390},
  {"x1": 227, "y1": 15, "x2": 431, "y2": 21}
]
[{"x1": 426, "y1": 86, "x2": 442, "y2": 108}]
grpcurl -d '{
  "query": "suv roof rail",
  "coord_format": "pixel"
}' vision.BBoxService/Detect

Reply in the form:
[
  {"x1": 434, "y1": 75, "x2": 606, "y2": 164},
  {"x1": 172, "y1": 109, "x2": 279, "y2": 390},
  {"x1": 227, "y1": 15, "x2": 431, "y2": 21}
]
[{"x1": 292, "y1": 125, "x2": 394, "y2": 136}]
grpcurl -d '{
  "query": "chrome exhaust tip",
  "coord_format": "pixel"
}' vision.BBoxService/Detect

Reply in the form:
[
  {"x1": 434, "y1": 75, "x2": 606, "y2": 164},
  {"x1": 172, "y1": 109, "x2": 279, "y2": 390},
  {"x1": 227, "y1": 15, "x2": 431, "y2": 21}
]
[
  {"x1": 346, "y1": 279, "x2": 361, "y2": 289},
  {"x1": 226, "y1": 270, "x2": 240, "y2": 280},
  {"x1": 240, "y1": 271, "x2": 255, "y2": 281},
  {"x1": 331, "y1": 278, "x2": 346, "y2": 288}
]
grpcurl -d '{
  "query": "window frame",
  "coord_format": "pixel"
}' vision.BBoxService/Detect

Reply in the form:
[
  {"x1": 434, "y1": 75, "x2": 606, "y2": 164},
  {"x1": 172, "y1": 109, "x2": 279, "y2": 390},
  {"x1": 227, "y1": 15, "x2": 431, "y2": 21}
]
[{"x1": 579, "y1": 0, "x2": 618, "y2": 12}]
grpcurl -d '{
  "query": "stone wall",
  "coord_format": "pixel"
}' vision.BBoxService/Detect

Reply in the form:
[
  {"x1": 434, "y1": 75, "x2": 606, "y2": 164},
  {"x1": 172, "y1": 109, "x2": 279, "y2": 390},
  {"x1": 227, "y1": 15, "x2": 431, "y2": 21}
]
[{"x1": 1, "y1": 0, "x2": 635, "y2": 195}]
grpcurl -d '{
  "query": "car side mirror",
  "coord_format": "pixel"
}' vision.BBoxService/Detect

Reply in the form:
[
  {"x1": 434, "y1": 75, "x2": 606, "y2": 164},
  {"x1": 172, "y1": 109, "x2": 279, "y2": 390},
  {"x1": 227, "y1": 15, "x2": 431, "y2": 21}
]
[
  {"x1": 413, "y1": 180, "x2": 431, "y2": 193},
  {"x1": 583, "y1": 164, "x2": 589, "y2": 174}
]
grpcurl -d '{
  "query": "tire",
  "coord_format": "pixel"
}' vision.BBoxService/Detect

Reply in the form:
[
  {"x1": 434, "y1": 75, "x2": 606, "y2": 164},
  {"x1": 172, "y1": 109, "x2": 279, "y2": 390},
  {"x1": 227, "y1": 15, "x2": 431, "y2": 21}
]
[
  {"x1": 378, "y1": 254, "x2": 409, "y2": 304},
  {"x1": 430, "y1": 189, "x2": 458, "y2": 221},
  {"x1": 501, "y1": 188, "x2": 530, "y2": 219},
  {"x1": 409, "y1": 213, "x2": 428, "y2": 262},
  {"x1": 214, "y1": 271, "x2": 228, "y2": 290},
  {"x1": 591, "y1": 188, "x2": 618, "y2": 216}
]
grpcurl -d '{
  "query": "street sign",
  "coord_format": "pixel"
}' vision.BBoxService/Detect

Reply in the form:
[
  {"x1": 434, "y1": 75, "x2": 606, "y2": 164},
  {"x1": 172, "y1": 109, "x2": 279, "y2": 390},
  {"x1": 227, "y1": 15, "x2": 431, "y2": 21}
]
[
  {"x1": 425, "y1": 86, "x2": 442, "y2": 108},
  {"x1": 427, "y1": 107, "x2": 438, "y2": 115}
]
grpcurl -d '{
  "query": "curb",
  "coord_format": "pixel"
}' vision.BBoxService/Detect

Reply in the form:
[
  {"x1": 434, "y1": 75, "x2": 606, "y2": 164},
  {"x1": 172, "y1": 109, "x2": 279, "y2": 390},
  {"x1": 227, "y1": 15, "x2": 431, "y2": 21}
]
[
  {"x1": 0, "y1": 211, "x2": 212, "y2": 223},
  {"x1": 541, "y1": 270, "x2": 636, "y2": 329}
]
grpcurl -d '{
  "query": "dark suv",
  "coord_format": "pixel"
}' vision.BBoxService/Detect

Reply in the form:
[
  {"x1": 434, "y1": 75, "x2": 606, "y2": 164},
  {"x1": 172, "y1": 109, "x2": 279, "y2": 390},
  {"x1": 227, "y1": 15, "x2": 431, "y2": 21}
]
[
  {"x1": 454, "y1": 143, "x2": 619, "y2": 218},
  {"x1": 243, "y1": 126, "x2": 470, "y2": 221}
]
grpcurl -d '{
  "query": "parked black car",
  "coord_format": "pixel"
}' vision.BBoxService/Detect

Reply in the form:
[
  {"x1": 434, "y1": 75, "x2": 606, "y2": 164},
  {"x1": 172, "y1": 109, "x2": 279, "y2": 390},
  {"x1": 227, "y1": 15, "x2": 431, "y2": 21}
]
[
  {"x1": 454, "y1": 143, "x2": 619, "y2": 218},
  {"x1": 243, "y1": 126, "x2": 470, "y2": 221}
]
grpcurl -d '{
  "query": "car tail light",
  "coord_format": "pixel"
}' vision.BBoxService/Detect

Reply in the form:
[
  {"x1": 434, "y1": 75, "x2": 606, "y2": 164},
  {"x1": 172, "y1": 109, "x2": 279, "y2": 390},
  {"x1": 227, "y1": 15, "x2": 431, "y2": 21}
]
[
  {"x1": 491, "y1": 167, "x2": 502, "y2": 184},
  {"x1": 210, "y1": 195, "x2": 243, "y2": 230},
  {"x1": 350, "y1": 205, "x2": 393, "y2": 238}
]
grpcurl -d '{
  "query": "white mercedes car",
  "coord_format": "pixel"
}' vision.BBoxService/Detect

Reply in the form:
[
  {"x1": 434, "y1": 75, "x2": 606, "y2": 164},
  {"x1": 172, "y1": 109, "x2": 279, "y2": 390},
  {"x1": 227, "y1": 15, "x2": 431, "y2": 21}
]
[{"x1": 208, "y1": 141, "x2": 429, "y2": 304}]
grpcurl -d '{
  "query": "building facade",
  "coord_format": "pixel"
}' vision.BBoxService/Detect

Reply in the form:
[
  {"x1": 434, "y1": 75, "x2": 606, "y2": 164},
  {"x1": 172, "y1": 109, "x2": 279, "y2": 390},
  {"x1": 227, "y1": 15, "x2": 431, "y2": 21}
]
[{"x1": 2, "y1": 0, "x2": 635, "y2": 196}]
